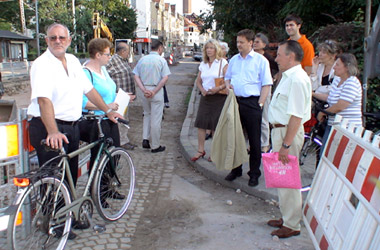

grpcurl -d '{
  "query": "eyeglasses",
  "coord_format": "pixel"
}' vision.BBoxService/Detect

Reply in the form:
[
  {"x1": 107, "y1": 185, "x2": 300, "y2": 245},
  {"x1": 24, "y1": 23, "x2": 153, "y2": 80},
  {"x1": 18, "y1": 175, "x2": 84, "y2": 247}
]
[
  {"x1": 102, "y1": 53, "x2": 112, "y2": 57},
  {"x1": 48, "y1": 36, "x2": 67, "y2": 42}
]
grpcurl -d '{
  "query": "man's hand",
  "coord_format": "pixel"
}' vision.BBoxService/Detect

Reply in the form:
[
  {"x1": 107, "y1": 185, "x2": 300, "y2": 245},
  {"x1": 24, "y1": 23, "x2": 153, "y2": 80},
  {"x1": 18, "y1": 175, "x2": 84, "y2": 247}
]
[
  {"x1": 106, "y1": 111, "x2": 124, "y2": 123},
  {"x1": 46, "y1": 132, "x2": 69, "y2": 150},
  {"x1": 278, "y1": 146, "x2": 290, "y2": 165},
  {"x1": 144, "y1": 89, "x2": 154, "y2": 98},
  {"x1": 127, "y1": 93, "x2": 136, "y2": 102}
]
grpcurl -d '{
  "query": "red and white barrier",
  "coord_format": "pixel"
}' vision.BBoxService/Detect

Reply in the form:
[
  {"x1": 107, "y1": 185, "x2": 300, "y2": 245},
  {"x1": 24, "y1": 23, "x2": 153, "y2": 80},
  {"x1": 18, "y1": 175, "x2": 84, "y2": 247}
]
[
  {"x1": 303, "y1": 115, "x2": 380, "y2": 250},
  {"x1": 169, "y1": 53, "x2": 174, "y2": 65}
]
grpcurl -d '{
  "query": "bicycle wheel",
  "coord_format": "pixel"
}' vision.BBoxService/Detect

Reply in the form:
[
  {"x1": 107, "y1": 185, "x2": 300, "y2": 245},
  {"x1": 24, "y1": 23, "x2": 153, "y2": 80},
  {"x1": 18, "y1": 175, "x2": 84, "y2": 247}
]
[
  {"x1": 299, "y1": 134, "x2": 321, "y2": 166},
  {"x1": 92, "y1": 147, "x2": 135, "y2": 221},
  {"x1": 8, "y1": 177, "x2": 72, "y2": 250}
]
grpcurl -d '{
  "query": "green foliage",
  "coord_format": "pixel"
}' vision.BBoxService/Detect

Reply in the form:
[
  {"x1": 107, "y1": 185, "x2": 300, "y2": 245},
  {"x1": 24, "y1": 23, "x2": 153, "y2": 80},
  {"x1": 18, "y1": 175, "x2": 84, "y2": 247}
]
[{"x1": 0, "y1": 0, "x2": 136, "y2": 53}]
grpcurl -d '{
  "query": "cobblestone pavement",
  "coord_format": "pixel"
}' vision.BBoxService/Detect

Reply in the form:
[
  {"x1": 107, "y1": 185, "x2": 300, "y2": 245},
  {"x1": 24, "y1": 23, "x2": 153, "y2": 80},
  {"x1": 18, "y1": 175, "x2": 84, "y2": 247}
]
[
  {"x1": 1, "y1": 58, "x2": 314, "y2": 250},
  {"x1": 66, "y1": 58, "x2": 198, "y2": 249}
]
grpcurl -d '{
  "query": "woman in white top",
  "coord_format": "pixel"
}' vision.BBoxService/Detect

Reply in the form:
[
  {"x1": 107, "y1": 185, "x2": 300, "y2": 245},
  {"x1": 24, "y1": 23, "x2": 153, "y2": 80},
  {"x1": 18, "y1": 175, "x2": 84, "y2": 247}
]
[
  {"x1": 311, "y1": 40, "x2": 339, "y2": 96},
  {"x1": 317, "y1": 53, "x2": 362, "y2": 148},
  {"x1": 192, "y1": 39, "x2": 228, "y2": 162}
]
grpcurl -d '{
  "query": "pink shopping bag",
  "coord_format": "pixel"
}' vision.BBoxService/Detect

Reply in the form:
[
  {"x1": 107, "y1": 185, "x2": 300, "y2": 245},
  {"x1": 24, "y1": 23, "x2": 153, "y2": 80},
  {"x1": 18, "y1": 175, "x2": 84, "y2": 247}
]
[{"x1": 262, "y1": 152, "x2": 301, "y2": 189}]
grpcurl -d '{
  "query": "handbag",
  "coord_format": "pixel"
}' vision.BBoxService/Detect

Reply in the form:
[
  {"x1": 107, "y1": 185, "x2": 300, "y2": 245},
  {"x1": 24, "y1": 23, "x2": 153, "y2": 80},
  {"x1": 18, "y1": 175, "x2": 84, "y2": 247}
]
[
  {"x1": 214, "y1": 60, "x2": 228, "y2": 95},
  {"x1": 262, "y1": 152, "x2": 301, "y2": 189}
]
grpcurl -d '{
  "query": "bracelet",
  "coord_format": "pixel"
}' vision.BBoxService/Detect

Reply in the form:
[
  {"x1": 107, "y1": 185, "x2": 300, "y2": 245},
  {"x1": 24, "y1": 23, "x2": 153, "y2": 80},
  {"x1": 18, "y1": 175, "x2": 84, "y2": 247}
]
[
  {"x1": 105, "y1": 108, "x2": 113, "y2": 114},
  {"x1": 282, "y1": 142, "x2": 291, "y2": 149}
]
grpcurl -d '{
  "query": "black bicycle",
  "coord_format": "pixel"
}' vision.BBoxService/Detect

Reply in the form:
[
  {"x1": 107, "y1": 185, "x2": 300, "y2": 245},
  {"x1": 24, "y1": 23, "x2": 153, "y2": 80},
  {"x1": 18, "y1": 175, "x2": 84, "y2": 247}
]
[{"x1": 6, "y1": 115, "x2": 135, "y2": 250}]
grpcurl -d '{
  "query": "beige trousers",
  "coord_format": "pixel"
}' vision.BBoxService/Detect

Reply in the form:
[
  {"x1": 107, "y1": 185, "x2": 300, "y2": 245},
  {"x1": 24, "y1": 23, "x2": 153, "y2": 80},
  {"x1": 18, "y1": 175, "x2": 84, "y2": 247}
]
[
  {"x1": 271, "y1": 125, "x2": 304, "y2": 231},
  {"x1": 141, "y1": 86, "x2": 164, "y2": 149}
]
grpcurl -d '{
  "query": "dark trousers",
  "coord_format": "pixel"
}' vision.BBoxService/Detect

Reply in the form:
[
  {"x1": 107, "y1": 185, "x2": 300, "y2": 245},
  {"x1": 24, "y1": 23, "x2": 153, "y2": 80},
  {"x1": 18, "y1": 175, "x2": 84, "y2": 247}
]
[
  {"x1": 78, "y1": 119, "x2": 120, "y2": 172},
  {"x1": 231, "y1": 96, "x2": 262, "y2": 178},
  {"x1": 163, "y1": 85, "x2": 169, "y2": 103},
  {"x1": 29, "y1": 117, "x2": 80, "y2": 186}
]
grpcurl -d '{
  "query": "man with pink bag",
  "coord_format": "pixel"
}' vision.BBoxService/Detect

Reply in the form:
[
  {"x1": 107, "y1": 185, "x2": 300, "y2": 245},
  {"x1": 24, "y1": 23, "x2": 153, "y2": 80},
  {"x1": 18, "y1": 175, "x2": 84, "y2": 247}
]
[{"x1": 267, "y1": 40, "x2": 312, "y2": 238}]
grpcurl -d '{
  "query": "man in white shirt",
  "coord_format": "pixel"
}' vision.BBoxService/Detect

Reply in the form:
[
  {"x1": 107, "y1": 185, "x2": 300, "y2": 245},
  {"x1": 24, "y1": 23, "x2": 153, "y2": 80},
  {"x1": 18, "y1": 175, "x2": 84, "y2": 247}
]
[
  {"x1": 224, "y1": 29, "x2": 272, "y2": 187},
  {"x1": 133, "y1": 40, "x2": 171, "y2": 153},
  {"x1": 28, "y1": 23, "x2": 121, "y2": 188},
  {"x1": 267, "y1": 40, "x2": 312, "y2": 238}
]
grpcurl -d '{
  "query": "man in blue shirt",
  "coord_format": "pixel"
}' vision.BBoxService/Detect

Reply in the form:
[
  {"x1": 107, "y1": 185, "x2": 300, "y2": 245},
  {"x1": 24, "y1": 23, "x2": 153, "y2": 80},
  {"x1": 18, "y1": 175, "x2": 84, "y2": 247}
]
[
  {"x1": 133, "y1": 40, "x2": 171, "y2": 153},
  {"x1": 224, "y1": 29, "x2": 273, "y2": 186}
]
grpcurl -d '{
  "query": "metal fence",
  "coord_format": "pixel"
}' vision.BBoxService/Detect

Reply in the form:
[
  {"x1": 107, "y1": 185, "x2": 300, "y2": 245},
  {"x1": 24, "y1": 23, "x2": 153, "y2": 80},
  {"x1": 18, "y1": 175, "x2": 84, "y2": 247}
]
[{"x1": 0, "y1": 61, "x2": 31, "y2": 80}]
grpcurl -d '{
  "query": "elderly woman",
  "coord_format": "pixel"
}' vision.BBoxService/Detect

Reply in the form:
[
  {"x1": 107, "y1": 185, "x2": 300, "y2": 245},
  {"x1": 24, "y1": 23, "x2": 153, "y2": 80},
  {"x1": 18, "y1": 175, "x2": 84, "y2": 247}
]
[
  {"x1": 253, "y1": 33, "x2": 278, "y2": 153},
  {"x1": 311, "y1": 40, "x2": 339, "y2": 96},
  {"x1": 191, "y1": 39, "x2": 228, "y2": 161},
  {"x1": 253, "y1": 33, "x2": 278, "y2": 77},
  {"x1": 219, "y1": 41, "x2": 229, "y2": 60},
  {"x1": 317, "y1": 53, "x2": 362, "y2": 146}
]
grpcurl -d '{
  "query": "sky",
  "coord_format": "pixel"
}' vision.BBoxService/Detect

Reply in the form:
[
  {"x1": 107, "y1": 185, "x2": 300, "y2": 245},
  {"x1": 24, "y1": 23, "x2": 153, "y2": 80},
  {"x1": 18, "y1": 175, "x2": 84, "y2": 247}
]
[{"x1": 169, "y1": 0, "x2": 212, "y2": 15}]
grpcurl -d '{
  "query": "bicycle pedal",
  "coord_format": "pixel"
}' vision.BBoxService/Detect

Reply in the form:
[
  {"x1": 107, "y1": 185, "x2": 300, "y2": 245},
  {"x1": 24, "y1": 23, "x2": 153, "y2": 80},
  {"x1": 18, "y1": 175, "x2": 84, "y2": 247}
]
[{"x1": 93, "y1": 224, "x2": 106, "y2": 233}]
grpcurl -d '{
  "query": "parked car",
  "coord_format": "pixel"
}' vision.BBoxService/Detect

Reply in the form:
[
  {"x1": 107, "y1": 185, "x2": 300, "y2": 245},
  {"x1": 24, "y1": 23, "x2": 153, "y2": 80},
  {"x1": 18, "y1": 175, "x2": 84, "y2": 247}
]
[{"x1": 193, "y1": 52, "x2": 202, "y2": 61}]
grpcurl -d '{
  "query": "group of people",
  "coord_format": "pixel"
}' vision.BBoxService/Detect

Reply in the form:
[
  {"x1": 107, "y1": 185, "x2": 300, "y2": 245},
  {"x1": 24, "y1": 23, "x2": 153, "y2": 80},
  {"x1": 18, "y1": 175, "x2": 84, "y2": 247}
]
[
  {"x1": 26, "y1": 23, "x2": 170, "y2": 239},
  {"x1": 192, "y1": 14, "x2": 363, "y2": 239},
  {"x1": 27, "y1": 13, "x2": 364, "y2": 240}
]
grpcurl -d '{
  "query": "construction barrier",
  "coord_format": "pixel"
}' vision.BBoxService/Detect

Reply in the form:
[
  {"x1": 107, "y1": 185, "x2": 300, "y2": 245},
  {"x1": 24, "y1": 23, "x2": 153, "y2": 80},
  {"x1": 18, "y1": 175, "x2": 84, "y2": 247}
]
[
  {"x1": 169, "y1": 53, "x2": 174, "y2": 65},
  {"x1": 303, "y1": 115, "x2": 380, "y2": 250}
]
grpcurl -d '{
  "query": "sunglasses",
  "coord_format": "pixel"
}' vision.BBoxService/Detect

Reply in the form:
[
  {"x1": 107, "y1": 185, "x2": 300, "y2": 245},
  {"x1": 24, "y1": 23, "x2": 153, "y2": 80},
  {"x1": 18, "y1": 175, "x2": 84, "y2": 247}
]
[{"x1": 48, "y1": 36, "x2": 67, "y2": 42}]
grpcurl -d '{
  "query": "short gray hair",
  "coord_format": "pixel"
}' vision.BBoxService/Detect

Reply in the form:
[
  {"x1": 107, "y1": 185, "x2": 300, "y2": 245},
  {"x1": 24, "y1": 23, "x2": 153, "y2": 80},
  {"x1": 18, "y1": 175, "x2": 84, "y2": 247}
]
[
  {"x1": 255, "y1": 33, "x2": 269, "y2": 46},
  {"x1": 337, "y1": 53, "x2": 359, "y2": 76},
  {"x1": 46, "y1": 23, "x2": 70, "y2": 36},
  {"x1": 219, "y1": 41, "x2": 229, "y2": 53}
]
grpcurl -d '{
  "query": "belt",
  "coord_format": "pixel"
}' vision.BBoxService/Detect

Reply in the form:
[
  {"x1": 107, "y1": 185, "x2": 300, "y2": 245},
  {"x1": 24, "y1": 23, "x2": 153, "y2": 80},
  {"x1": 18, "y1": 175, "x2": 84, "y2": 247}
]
[
  {"x1": 56, "y1": 119, "x2": 79, "y2": 126},
  {"x1": 236, "y1": 95, "x2": 259, "y2": 100},
  {"x1": 270, "y1": 123, "x2": 286, "y2": 128},
  {"x1": 32, "y1": 117, "x2": 79, "y2": 126}
]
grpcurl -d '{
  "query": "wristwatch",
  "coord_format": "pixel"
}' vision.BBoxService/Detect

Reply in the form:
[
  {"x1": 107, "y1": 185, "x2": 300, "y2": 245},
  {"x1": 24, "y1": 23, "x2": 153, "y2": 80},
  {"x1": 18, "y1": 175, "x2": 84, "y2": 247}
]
[
  {"x1": 105, "y1": 108, "x2": 113, "y2": 114},
  {"x1": 282, "y1": 142, "x2": 291, "y2": 149}
]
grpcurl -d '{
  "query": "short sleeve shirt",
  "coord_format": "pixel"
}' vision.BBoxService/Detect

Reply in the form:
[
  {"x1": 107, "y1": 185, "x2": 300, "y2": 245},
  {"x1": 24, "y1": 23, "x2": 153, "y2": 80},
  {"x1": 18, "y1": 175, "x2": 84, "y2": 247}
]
[
  {"x1": 297, "y1": 35, "x2": 314, "y2": 69},
  {"x1": 199, "y1": 58, "x2": 228, "y2": 91},
  {"x1": 327, "y1": 76, "x2": 362, "y2": 126},
  {"x1": 132, "y1": 52, "x2": 171, "y2": 86},
  {"x1": 27, "y1": 49, "x2": 93, "y2": 121},
  {"x1": 225, "y1": 50, "x2": 272, "y2": 97},
  {"x1": 268, "y1": 64, "x2": 312, "y2": 125}
]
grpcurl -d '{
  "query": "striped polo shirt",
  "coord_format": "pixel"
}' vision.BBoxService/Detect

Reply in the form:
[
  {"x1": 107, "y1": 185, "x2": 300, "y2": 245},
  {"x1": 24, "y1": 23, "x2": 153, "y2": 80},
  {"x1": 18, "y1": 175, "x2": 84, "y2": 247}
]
[{"x1": 327, "y1": 76, "x2": 362, "y2": 126}]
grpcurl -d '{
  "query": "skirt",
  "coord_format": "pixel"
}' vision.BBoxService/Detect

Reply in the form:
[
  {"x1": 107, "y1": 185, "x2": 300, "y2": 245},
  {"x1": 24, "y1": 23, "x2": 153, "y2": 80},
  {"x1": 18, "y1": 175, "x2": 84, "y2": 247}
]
[{"x1": 194, "y1": 94, "x2": 227, "y2": 130}]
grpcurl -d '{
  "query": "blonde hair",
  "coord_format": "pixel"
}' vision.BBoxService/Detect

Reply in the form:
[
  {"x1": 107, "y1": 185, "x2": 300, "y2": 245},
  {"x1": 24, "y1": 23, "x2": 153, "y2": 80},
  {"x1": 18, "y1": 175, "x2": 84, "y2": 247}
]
[{"x1": 202, "y1": 39, "x2": 222, "y2": 63}]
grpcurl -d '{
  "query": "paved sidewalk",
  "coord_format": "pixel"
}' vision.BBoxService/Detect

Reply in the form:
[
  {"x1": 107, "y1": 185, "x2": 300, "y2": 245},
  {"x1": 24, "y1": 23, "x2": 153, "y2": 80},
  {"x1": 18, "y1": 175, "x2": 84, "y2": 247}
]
[{"x1": 180, "y1": 81, "x2": 317, "y2": 201}]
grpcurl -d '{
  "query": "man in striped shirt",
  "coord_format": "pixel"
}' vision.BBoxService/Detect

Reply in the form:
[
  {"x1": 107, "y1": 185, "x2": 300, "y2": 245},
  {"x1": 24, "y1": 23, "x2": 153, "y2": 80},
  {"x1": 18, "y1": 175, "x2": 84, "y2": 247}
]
[{"x1": 107, "y1": 42, "x2": 137, "y2": 150}]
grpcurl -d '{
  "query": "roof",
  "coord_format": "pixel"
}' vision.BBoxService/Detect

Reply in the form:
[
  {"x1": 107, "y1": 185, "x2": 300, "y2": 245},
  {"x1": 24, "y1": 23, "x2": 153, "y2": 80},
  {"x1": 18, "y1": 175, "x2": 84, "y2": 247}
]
[{"x1": 0, "y1": 30, "x2": 33, "y2": 40}]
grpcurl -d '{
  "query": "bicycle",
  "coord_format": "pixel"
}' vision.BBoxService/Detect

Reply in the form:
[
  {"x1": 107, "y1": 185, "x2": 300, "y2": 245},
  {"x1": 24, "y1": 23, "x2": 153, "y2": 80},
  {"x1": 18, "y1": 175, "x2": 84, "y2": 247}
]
[
  {"x1": 299, "y1": 98, "x2": 331, "y2": 167},
  {"x1": 6, "y1": 114, "x2": 135, "y2": 250}
]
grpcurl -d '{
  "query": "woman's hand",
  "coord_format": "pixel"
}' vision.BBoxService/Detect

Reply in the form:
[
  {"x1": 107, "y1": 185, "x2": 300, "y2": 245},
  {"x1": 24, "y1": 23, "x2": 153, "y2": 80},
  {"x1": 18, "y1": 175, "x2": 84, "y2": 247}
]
[
  {"x1": 207, "y1": 87, "x2": 220, "y2": 95},
  {"x1": 108, "y1": 102, "x2": 119, "y2": 111},
  {"x1": 201, "y1": 89, "x2": 208, "y2": 96},
  {"x1": 317, "y1": 111, "x2": 326, "y2": 122}
]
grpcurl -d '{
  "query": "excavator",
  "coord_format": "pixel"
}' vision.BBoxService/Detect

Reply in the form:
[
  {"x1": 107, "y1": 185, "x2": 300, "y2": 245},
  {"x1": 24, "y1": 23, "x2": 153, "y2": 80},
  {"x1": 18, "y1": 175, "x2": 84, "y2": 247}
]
[{"x1": 93, "y1": 12, "x2": 114, "y2": 52}]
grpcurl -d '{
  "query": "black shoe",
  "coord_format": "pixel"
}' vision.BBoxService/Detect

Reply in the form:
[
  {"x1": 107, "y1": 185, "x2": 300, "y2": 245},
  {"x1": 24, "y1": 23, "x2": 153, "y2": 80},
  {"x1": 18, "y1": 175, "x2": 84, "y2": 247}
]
[
  {"x1": 248, "y1": 177, "x2": 259, "y2": 187},
  {"x1": 205, "y1": 133, "x2": 212, "y2": 140},
  {"x1": 224, "y1": 171, "x2": 242, "y2": 181},
  {"x1": 142, "y1": 139, "x2": 150, "y2": 149},
  {"x1": 151, "y1": 146, "x2": 166, "y2": 153},
  {"x1": 111, "y1": 191, "x2": 125, "y2": 200},
  {"x1": 54, "y1": 227, "x2": 77, "y2": 240},
  {"x1": 165, "y1": 102, "x2": 170, "y2": 108},
  {"x1": 121, "y1": 143, "x2": 135, "y2": 150},
  {"x1": 72, "y1": 220, "x2": 90, "y2": 230},
  {"x1": 101, "y1": 200, "x2": 110, "y2": 208}
]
